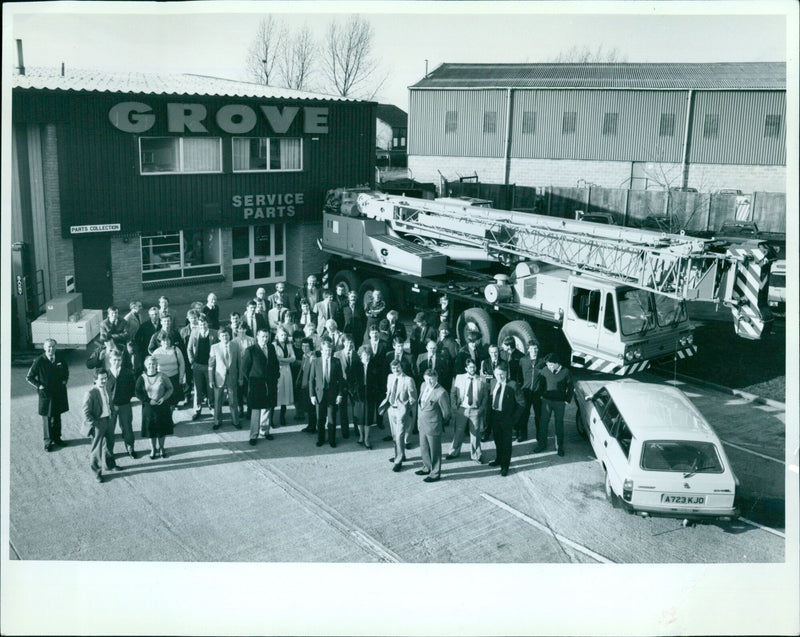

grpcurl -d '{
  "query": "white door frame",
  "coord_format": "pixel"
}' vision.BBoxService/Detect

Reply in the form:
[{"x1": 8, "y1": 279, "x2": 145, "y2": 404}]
[{"x1": 231, "y1": 224, "x2": 286, "y2": 288}]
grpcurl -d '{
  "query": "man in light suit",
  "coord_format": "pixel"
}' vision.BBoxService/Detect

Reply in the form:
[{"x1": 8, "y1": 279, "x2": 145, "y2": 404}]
[
  {"x1": 208, "y1": 326, "x2": 242, "y2": 430},
  {"x1": 488, "y1": 364, "x2": 525, "y2": 476},
  {"x1": 416, "y1": 368, "x2": 451, "y2": 482},
  {"x1": 385, "y1": 359, "x2": 417, "y2": 472},
  {"x1": 314, "y1": 290, "x2": 336, "y2": 336},
  {"x1": 446, "y1": 357, "x2": 488, "y2": 463},
  {"x1": 309, "y1": 337, "x2": 344, "y2": 448},
  {"x1": 82, "y1": 368, "x2": 122, "y2": 483}
]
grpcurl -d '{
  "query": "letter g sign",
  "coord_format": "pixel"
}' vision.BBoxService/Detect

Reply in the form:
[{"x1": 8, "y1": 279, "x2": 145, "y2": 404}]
[{"x1": 109, "y1": 102, "x2": 156, "y2": 133}]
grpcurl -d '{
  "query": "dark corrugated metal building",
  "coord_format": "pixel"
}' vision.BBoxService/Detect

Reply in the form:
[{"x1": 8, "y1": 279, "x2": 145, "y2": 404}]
[
  {"x1": 408, "y1": 62, "x2": 786, "y2": 193},
  {"x1": 12, "y1": 67, "x2": 375, "y2": 311}
]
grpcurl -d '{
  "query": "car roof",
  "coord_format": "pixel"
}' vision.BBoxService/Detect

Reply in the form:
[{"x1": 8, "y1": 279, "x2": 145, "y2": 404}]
[{"x1": 603, "y1": 380, "x2": 719, "y2": 440}]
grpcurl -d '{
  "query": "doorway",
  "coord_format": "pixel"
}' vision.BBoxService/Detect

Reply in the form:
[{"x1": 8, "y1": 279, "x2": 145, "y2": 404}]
[
  {"x1": 231, "y1": 224, "x2": 286, "y2": 288},
  {"x1": 73, "y1": 235, "x2": 114, "y2": 309}
]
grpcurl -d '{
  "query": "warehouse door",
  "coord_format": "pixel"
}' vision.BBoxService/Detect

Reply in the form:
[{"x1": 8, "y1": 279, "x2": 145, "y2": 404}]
[
  {"x1": 231, "y1": 224, "x2": 286, "y2": 288},
  {"x1": 73, "y1": 236, "x2": 113, "y2": 310}
]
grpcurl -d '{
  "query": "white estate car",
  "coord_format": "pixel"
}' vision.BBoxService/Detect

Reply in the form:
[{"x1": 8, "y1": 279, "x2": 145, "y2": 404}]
[{"x1": 574, "y1": 379, "x2": 739, "y2": 522}]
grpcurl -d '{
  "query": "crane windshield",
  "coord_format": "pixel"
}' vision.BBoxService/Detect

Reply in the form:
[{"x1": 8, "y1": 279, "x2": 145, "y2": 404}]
[{"x1": 617, "y1": 289, "x2": 687, "y2": 335}]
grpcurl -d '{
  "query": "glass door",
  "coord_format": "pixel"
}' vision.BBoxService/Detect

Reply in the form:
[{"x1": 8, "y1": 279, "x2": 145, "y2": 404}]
[{"x1": 231, "y1": 225, "x2": 286, "y2": 288}]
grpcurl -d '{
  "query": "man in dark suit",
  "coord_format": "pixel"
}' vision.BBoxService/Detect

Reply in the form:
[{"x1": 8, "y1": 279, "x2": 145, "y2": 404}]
[
  {"x1": 296, "y1": 337, "x2": 318, "y2": 433},
  {"x1": 416, "y1": 338, "x2": 452, "y2": 393},
  {"x1": 365, "y1": 325, "x2": 390, "y2": 361},
  {"x1": 331, "y1": 281, "x2": 348, "y2": 328},
  {"x1": 415, "y1": 368, "x2": 451, "y2": 482},
  {"x1": 409, "y1": 312, "x2": 436, "y2": 360},
  {"x1": 501, "y1": 336, "x2": 525, "y2": 386},
  {"x1": 335, "y1": 335, "x2": 361, "y2": 439},
  {"x1": 100, "y1": 305, "x2": 130, "y2": 349},
  {"x1": 436, "y1": 324, "x2": 458, "y2": 363},
  {"x1": 384, "y1": 336, "x2": 415, "y2": 378},
  {"x1": 456, "y1": 330, "x2": 488, "y2": 374},
  {"x1": 518, "y1": 341, "x2": 543, "y2": 443},
  {"x1": 26, "y1": 338, "x2": 70, "y2": 452},
  {"x1": 295, "y1": 274, "x2": 322, "y2": 313},
  {"x1": 241, "y1": 329, "x2": 280, "y2": 445},
  {"x1": 82, "y1": 367, "x2": 122, "y2": 482},
  {"x1": 309, "y1": 337, "x2": 344, "y2": 448},
  {"x1": 488, "y1": 364, "x2": 525, "y2": 476},
  {"x1": 242, "y1": 300, "x2": 268, "y2": 338},
  {"x1": 106, "y1": 350, "x2": 137, "y2": 460},
  {"x1": 386, "y1": 310, "x2": 407, "y2": 344},
  {"x1": 342, "y1": 291, "x2": 365, "y2": 345},
  {"x1": 135, "y1": 306, "x2": 161, "y2": 361}
]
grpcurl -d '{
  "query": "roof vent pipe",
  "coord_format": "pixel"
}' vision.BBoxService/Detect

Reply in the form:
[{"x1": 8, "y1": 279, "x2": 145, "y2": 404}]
[
  {"x1": 16, "y1": 39, "x2": 25, "y2": 75},
  {"x1": 61, "y1": 62, "x2": 65, "y2": 77},
  {"x1": 425, "y1": 59, "x2": 428, "y2": 77}
]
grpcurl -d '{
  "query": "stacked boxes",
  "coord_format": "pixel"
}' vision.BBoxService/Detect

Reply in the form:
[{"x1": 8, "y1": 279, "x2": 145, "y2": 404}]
[{"x1": 30, "y1": 309, "x2": 103, "y2": 348}]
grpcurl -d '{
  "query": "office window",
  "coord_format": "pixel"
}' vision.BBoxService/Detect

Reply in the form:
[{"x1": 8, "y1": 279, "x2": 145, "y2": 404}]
[
  {"x1": 483, "y1": 111, "x2": 497, "y2": 134},
  {"x1": 764, "y1": 114, "x2": 781, "y2": 138},
  {"x1": 522, "y1": 111, "x2": 536, "y2": 134},
  {"x1": 445, "y1": 110, "x2": 458, "y2": 134},
  {"x1": 140, "y1": 137, "x2": 222, "y2": 174},
  {"x1": 659, "y1": 113, "x2": 676, "y2": 137},
  {"x1": 232, "y1": 137, "x2": 302, "y2": 172},
  {"x1": 602, "y1": 112, "x2": 618, "y2": 136},
  {"x1": 562, "y1": 111, "x2": 577, "y2": 134},
  {"x1": 703, "y1": 114, "x2": 719, "y2": 139},
  {"x1": 141, "y1": 229, "x2": 222, "y2": 282}
]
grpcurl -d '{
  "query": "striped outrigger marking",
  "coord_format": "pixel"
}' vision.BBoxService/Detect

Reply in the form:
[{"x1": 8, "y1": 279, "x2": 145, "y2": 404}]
[
  {"x1": 322, "y1": 261, "x2": 330, "y2": 291},
  {"x1": 571, "y1": 352, "x2": 650, "y2": 376},
  {"x1": 675, "y1": 345, "x2": 698, "y2": 360},
  {"x1": 727, "y1": 246, "x2": 771, "y2": 339}
]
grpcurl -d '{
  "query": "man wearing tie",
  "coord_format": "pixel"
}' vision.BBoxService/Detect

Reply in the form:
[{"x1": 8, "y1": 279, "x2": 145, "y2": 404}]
[
  {"x1": 416, "y1": 368, "x2": 451, "y2": 482},
  {"x1": 335, "y1": 335, "x2": 360, "y2": 439},
  {"x1": 488, "y1": 364, "x2": 525, "y2": 476},
  {"x1": 314, "y1": 290, "x2": 336, "y2": 336},
  {"x1": 243, "y1": 300, "x2": 268, "y2": 338},
  {"x1": 309, "y1": 338, "x2": 344, "y2": 448},
  {"x1": 27, "y1": 338, "x2": 70, "y2": 452},
  {"x1": 416, "y1": 338, "x2": 452, "y2": 393},
  {"x1": 82, "y1": 368, "x2": 122, "y2": 482},
  {"x1": 385, "y1": 359, "x2": 417, "y2": 472},
  {"x1": 446, "y1": 358, "x2": 488, "y2": 463},
  {"x1": 208, "y1": 326, "x2": 242, "y2": 430},
  {"x1": 241, "y1": 329, "x2": 280, "y2": 445}
]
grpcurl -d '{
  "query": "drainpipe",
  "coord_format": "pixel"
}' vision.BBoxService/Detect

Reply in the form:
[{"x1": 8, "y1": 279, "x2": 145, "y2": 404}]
[
  {"x1": 680, "y1": 89, "x2": 695, "y2": 189},
  {"x1": 503, "y1": 88, "x2": 514, "y2": 187},
  {"x1": 16, "y1": 39, "x2": 25, "y2": 75}
]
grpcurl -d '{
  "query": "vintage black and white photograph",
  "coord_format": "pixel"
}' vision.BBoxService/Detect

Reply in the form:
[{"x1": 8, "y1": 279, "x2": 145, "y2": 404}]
[{"x1": 2, "y1": 1, "x2": 797, "y2": 635}]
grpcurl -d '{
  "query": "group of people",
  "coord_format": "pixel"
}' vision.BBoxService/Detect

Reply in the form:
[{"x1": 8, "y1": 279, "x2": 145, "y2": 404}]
[{"x1": 27, "y1": 276, "x2": 573, "y2": 484}]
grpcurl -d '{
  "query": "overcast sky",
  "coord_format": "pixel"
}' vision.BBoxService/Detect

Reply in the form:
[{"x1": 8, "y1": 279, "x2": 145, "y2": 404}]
[{"x1": 4, "y1": 1, "x2": 794, "y2": 110}]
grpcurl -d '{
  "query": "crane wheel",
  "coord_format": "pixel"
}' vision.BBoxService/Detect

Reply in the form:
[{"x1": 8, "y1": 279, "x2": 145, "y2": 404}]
[
  {"x1": 497, "y1": 320, "x2": 538, "y2": 353},
  {"x1": 358, "y1": 278, "x2": 392, "y2": 310},
  {"x1": 456, "y1": 308, "x2": 496, "y2": 347},
  {"x1": 332, "y1": 270, "x2": 362, "y2": 297}
]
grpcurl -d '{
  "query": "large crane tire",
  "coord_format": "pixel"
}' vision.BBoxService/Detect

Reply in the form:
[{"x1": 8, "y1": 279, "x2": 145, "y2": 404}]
[
  {"x1": 456, "y1": 308, "x2": 496, "y2": 346},
  {"x1": 359, "y1": 278, "x2": 392, "y2": 309},
  {"x1": 332, "y1": 270, "x2": 362, "y2": 296},
  {"x1": 497, "y1": 320, "x2": 538, "y2": 353}
]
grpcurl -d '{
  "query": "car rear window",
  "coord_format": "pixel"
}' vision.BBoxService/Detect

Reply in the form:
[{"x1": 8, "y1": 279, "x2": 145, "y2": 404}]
[{"x1": 640, "y1": 440, "x2": 724, "y2": 474}]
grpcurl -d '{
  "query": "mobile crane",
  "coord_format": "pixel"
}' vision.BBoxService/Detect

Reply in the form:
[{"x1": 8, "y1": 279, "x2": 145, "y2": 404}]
[{"x1": 319, "y1": 189, "x2": 773, "y2": 375}]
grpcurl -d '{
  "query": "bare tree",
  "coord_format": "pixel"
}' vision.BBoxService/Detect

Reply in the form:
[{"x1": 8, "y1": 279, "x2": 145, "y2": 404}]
[
  {"x1": 278, "y1": 23, "x2": 317, "y2": 91},
  {"x1": 247, "y1": 16, "x2": 287, "y2": 85},
  {"x1": 551, "y1": 45, "x2": 628, "y2": 63},
  {"x1": 322, "y1": 15, "x2": 386, "y2": 99}
]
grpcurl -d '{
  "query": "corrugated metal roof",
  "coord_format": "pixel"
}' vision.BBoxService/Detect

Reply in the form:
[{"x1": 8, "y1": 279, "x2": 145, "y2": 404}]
[
  {"x1": 376, "y1": 103, "x2": 408, "y2": 127},
  {"x1": 411, "y1": 62, "x2": 786, "y2": 90},
  {"x1": 12, "y1": 66, "x2": 362, "y2": 102}
]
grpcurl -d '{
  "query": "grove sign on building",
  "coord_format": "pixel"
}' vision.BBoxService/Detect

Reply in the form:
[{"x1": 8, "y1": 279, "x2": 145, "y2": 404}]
[{"x1": 109, "y1": 102, "x2": 330, "y2": 134}]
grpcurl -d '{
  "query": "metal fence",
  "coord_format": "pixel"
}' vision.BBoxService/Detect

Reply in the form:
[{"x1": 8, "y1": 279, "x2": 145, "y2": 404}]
[{"x1": 442, "y1": 180, "x2": 786, "y2": 233}]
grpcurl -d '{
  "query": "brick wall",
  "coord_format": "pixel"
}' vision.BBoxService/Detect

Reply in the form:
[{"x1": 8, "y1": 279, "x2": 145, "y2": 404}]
[
  {"x1": 286, "y1": 223, "x2": 326, "y2": 288},
  {"x1": 411, "y1": 153, "x2": 787, "y2": 194},
  {"x1": 687, "y1": 164, "x2": 786, "y2": 193},
  {"x1": 41, "y1": 125, "x2": 75, "y2": 298},
  {"x1": 110, "y1": 227, "x2": 234, "y2": 310}
]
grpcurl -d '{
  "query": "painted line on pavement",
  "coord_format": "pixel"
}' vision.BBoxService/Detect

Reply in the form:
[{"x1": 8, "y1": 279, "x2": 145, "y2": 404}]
[
  {"x1": 721, "y1": 440, "x2": 785, "y2": 464},
  {"x1": 738, "y1": 516, "x2": 785, "y2": 539},
  {"x1": 481, "y1": 493, "x2": 615, "y2": 564}
]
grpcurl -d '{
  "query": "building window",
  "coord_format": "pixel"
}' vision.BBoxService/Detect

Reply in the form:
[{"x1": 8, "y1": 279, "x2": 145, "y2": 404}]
[
  {"x1": 602, "y1": 112, "x2": 618, "y2": 136},
  {"x1": 445, "y1": 110, "x2": 458, "y2": 134},
  {"x1": 764, "y1": 114, "x2": 781, "y2": 138},
  {"x1": 659, "y1": 113, "x2": 675, "y2": 137},
  {"x1": 562, "y1": 111, "x2": 577, "y2": 134},
  {"x1": 392, "y1": 137, "x2": 399, "y2": 148},
  {"x1": 703, "y1": 114, "x2": 719, "y2": 139},
  {"x1": 232, "y1": 137, "x2": 302, "y2": 172},
  {"x1": 522, "y1": 111, "x2": 536, "y2": 134},
  {"x1": 400, "y1": 136, "x2": 406, "y2": 147},
  {"x1": 139, "y1": 137, "x2": 222, "y2": 174},
  {"x1": 483, "y1": 111, "x2": 497, "y2": 134},
  {"x1": 141, "y1": 229, "x2": 222, "y2": 282}
]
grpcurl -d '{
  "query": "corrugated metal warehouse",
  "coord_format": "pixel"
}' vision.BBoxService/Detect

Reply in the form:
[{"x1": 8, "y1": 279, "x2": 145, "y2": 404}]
[
  {"x1": 408, "y1": 62, "x2": 786, "y2": 193},
  {"x1": 11, "y1": 67, "x2": 376, "y2": 319}
]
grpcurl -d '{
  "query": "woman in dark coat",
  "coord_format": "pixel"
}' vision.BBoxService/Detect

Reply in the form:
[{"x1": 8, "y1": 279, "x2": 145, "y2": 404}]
[
  {"x1": 135, "y1": 355, "x2": 174, "y2": 459},
  {"x1": 352, "y1": 346, "x2": 385, "y2": 449}
]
